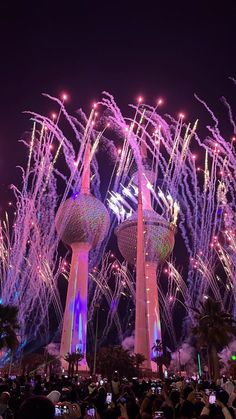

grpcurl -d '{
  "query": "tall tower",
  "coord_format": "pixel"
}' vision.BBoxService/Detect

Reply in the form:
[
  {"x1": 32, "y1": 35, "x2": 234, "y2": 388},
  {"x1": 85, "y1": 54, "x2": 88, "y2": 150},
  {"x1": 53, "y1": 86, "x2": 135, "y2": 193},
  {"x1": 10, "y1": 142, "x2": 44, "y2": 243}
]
[
  {"x1": 116, "y1": 164, "x2": 175, "y2": 370},
  {"x1": 56, "y1": 145, "x2": 110, "y2": 370},
  {"x1": 134, "y1": 182, "x2": 151, "y2": 369}
]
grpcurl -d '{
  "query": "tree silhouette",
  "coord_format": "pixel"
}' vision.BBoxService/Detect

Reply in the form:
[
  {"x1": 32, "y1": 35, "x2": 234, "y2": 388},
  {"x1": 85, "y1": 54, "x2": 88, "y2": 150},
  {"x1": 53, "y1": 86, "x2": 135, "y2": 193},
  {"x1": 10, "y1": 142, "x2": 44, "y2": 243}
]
[
  {"x1": 93, "y1": 346, "x2": 136, "y2": 378},
  {"x1": 191, "y1": 297, "x2": 236, "y2": 380},
  {"x1": 64, "y1": 350, "x2": 83, "y2": 376},
  {"x1": 132, "y1": 353, "x2": 146, "y2": 377},
  {"x1": 0, "y1": 304, "x2": 19, "y2": 352},
  {"x1": 152, "y1": 340, "x2": 171, "y2": 379}
]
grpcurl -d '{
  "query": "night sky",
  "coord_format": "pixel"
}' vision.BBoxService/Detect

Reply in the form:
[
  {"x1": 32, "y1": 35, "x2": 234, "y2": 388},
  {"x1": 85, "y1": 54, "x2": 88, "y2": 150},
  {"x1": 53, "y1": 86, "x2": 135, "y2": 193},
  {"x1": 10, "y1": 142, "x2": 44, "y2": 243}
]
[{"x1": 0, "y1": 0, "x2": 236, "y2": 202}]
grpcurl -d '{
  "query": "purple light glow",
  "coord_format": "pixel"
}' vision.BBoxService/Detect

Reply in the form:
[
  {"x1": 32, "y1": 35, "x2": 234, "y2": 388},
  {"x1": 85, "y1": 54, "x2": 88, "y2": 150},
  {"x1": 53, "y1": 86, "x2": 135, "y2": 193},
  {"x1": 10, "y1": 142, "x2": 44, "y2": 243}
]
[{"x1": 1, "y1": 88, "x2": 236, "y2": 371}]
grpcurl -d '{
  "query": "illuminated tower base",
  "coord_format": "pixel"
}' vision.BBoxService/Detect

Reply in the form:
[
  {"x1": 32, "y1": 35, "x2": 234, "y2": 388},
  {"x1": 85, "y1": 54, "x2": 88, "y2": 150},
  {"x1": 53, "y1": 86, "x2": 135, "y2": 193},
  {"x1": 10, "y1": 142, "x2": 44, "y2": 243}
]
[
  {"x1": 145, "y1": 261, "x2": 161, "y2": 370},
  {"x1": 116, "y1": 210, "x2": 175, "y2": 371},
  {"x1": 60, "y1": 243, "x2": 90, "y2": 371},
  {"x1": 134, "y1": 189, "x2": 151, "y2": 371}
]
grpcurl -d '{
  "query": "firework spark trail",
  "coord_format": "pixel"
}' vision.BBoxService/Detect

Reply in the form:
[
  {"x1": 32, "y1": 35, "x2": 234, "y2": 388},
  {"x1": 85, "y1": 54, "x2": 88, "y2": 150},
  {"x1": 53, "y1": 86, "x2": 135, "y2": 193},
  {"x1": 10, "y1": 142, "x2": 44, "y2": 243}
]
[
  {"x1": 1, "y1": 89, "x2": 236, "y2": 356},
  {"x1": 221, "y1": 96, "x2": 236, "y2": 134},
  {"x1": 158, "y1": 287, "x2": 177, "y2": 347},
  {"x1": 0, "y1": 101, "x2": 85, "y2": 347},
  {"x1": 104, "y1": 92, "x2": 236, "y2": 340},
  {"x1": 88, "y1": 253, "x2": 127, "y2": 343}
]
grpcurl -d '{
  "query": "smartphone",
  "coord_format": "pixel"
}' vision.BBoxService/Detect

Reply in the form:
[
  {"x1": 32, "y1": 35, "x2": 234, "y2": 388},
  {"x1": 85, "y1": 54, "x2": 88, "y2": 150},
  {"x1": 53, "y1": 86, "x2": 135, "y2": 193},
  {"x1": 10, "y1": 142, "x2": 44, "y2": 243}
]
[
  {"x1": 106, "y1": 393, "x2": 112, "y2": 404},
  {"x1": 55, "y1": 406, "x2": 61, "y2": 417},
  {"x1": 55, "y1": 405, "x2": 69, "y2": 416},
  {"x1": 209, "y1": 391, "x2": 216, "y2": 404},
  {"x1": 100, "y1": 380, "x2": 104, "y2": 385},
  {"x1": 151, "y1": 387, "x2": 156, "y2": 394},
  {"x1": 63, "y1": 405, "x2": 69, "y2": 414},
  {"x1": 87, "y1": 407, "x2": 96, "y2": 417},
  {"x1": 157, "y1": 386, "x2": 162, "y2": 395},
  {"x1": 153, "y1": 411, "x2": 164, "y2": 419}
]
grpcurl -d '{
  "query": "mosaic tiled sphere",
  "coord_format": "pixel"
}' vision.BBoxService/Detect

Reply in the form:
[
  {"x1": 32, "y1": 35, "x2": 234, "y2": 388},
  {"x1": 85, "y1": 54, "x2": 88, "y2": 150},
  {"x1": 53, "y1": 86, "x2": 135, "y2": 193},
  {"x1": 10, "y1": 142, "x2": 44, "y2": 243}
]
[
  {"x1": 115, "y1": 209, "x2": 175, "y2": 265},
  {"x1": 55, "y1": 194, "x2": 110, "y2": 248}
]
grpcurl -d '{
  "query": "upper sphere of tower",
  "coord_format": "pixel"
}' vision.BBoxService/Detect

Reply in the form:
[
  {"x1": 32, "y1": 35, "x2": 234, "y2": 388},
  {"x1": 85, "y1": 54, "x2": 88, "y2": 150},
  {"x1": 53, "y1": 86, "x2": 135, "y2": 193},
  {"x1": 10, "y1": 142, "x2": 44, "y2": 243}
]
[
  {"x1": 55, "y1": 194, "x2": 110, "y2": 248},
  {"x1": 115, "y1": 209, "x2": 175, "y2": 265}
]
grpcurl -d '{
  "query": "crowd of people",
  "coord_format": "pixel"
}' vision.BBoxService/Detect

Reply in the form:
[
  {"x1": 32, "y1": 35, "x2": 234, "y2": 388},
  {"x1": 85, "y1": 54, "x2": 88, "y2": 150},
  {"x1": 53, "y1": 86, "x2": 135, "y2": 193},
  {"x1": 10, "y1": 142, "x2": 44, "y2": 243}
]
[{"x1": 0, "y1": 371, "x2": 235, "y2": 419}]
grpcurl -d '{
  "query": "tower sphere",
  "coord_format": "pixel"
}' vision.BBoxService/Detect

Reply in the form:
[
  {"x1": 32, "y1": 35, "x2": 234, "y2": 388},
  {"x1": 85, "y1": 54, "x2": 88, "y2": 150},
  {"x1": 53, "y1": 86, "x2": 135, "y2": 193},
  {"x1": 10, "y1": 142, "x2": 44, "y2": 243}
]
[
  {"x1": 116, "y1": 209, "x2": 175, "y2": 265},
  {"x1": 55, "y1": 194, "x2": 110, "y2": 248}
]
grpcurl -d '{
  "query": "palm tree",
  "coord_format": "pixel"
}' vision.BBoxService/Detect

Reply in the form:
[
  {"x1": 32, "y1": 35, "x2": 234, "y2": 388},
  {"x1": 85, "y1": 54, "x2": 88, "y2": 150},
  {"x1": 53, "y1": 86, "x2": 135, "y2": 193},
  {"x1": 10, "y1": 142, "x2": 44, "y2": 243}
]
[
  {"x1": 64, "y1": 352, "x2": 74, "y2": 376},
  {"x1": 152, "y1": 340, "x2": 171, "y2": 379},
  {"x1": 44, "y1": 351, "x2": 61, "y2": 376},
  {"x1": 94, "y1": 346, "x2": 136, "y2": 378},
  {"x1": 191, "y1": 297, "x2": 236, "y2": 380},
  {"x1": 21, "y1": 352, "x2": 44, "y2": 375},
  {"x1": 64, "y1": 350, "x2": 83, "y2": 376},
  {"x1": 75, "y1": 350, "x2": 83, "y2": 374},
  {"x1": 0, "y1": 304, "x2": 19, "y2": 352},
  {"x1": 132, "y1": 353, "x2": 146, "y2": 378}
]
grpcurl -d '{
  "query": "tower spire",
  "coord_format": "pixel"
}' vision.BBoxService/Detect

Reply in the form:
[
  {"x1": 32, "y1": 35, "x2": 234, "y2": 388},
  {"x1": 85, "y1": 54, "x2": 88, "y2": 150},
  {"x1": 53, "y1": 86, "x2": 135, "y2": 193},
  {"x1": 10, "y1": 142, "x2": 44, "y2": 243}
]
[{"x1": 81, "y1": 142, "x2": 91, "y2": 195}]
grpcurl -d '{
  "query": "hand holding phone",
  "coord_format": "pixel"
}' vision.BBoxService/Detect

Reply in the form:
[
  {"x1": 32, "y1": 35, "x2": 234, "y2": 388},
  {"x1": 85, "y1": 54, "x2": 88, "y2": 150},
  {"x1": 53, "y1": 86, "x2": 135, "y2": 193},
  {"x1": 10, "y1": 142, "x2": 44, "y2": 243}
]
[
  {"x1": 55, "y1": 404, "x2": 69, "y2": 417},
  {"x1": 87, "y1": 406, "x2": 96, "y2": 417},
  {"x1": 153, "y1": 411, "x2": 164, "y2": 419},
  {"x1": 55, "y1": 405, "x2": 61, "y2": 417},
  {"x1": 106, "y1": 393, "x2": 112, "y2": 404}
]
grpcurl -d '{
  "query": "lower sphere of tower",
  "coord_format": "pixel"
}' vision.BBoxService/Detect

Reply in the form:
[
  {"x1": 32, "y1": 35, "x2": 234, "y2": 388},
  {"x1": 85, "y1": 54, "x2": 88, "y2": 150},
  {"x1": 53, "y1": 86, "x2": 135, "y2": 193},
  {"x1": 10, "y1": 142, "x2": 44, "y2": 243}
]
[{"x1": 115, "y1": 209, "x2": 175, "y2": 265}]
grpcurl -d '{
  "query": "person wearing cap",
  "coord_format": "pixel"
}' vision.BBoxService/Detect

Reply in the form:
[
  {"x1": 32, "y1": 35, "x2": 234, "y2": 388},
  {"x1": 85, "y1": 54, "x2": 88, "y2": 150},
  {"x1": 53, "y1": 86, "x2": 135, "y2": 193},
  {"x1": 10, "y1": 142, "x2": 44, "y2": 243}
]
[{"x1": 47, "y1": 390, "x2": 61, "y2": 404}]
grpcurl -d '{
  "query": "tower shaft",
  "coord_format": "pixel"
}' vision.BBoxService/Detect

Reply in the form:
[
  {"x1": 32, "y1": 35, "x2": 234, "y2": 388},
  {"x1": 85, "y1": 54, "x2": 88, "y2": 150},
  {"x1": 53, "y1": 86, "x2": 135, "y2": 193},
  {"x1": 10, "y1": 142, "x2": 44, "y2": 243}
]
[
  {"x1": 60, "y1": 242, "x2": 90, "y2": 370},
  {"x1": 145, "y1": 261, "x2": 161, "y2": 368},
  {"x1": 134, "y1": 186, "x2": 151, "y2": 370},
  {"x1": 141, "y1": 168, "x2": 162, "y2": 371}
]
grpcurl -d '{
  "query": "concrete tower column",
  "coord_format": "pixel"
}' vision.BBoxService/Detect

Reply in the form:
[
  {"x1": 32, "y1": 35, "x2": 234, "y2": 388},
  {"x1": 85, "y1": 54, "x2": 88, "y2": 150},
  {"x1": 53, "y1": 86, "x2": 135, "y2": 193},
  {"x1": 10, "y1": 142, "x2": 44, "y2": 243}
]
[
  {"x1": 145, "y1": 261, "x2": 161, "y2": 369},
  {"x1": 60, "y1": 242, "x2": 91, "y2": 370},
  {"x1": 134, "y1": 182, "x2": 151, "y2": 370},
  {"x1": 141, "y1": 168, "x2": 162, "y2": 371}
]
